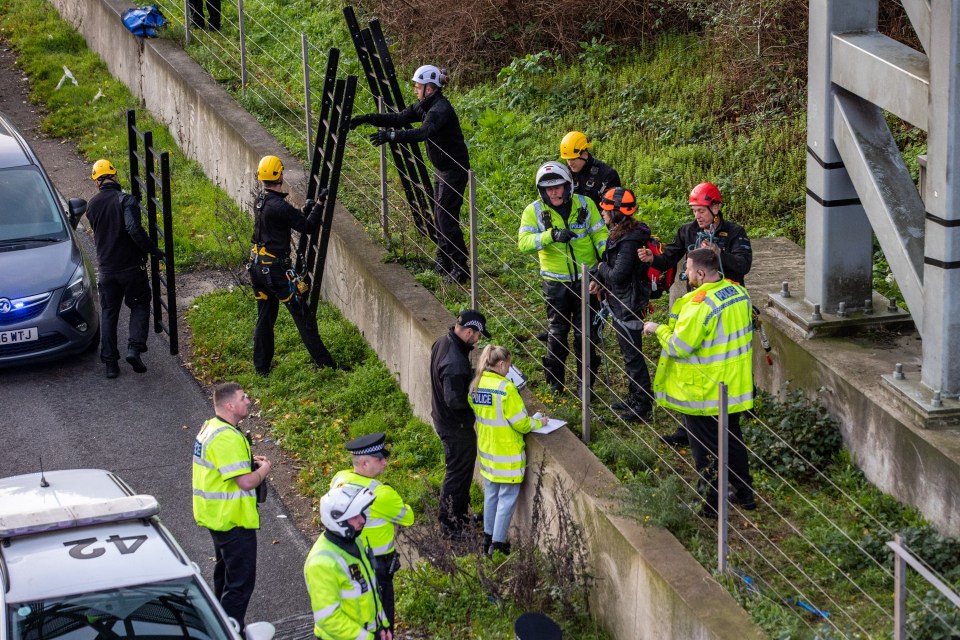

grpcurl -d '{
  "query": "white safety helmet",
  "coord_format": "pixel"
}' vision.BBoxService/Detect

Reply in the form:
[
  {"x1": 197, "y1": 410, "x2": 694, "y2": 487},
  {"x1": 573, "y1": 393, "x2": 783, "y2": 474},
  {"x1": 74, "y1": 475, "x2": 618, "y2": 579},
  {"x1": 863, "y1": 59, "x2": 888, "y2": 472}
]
[
  {"x1": 411, "y1": 64, "x2": 448, "y2": 88},
  {"x1": 320, "y1": 484, "x2": 376, "y2": 539},
  {"x1": 535, "y1": 162, "x2": 573, "y2": 205}
]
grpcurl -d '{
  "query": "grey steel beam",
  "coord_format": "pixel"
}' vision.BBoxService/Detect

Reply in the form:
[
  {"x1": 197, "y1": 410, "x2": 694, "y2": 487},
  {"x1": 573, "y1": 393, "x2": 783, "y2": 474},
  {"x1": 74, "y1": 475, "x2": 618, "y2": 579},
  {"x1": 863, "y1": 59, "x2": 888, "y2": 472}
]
[
  {"x1": 832, "y1": 89, "x2": 925, "y2": 324},
  {"x1": 920, "y1": 0, "x2": 960, "y2": 396},
  {"x1": 831, "y1": 32, "x2": 929, "y2": 130},
  {"x1": 805, "y1": 0, "x2": 877, "y2": 312},
  {"x1": 900, "y1": 0, "x2": 931, "y2": 54}
]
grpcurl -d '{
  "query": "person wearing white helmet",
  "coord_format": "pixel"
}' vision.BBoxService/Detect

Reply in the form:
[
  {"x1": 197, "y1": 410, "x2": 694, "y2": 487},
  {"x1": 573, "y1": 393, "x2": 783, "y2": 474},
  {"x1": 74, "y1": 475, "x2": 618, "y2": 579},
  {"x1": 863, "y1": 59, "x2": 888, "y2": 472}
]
[
  {"x1": 304, "y1": 484, "x2": 391, "y2": 640},
  {"x1": 350, "y1": 64, "x2": 471, "y2": 283},
  {"x1": 518, "y1": 162, "x2": 607, "y2": 395}
]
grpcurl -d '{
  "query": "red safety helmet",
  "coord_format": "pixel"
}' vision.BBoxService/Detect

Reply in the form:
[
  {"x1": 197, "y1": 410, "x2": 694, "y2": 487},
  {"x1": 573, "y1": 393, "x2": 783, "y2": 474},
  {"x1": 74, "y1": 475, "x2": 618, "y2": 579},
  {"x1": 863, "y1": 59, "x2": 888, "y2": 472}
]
[
  {"x1": 689, "y1": 182, "x2": 723, "y2": 207},
  {"x1": 599, "y1": 187, "x2": 637, "y2": 216}
]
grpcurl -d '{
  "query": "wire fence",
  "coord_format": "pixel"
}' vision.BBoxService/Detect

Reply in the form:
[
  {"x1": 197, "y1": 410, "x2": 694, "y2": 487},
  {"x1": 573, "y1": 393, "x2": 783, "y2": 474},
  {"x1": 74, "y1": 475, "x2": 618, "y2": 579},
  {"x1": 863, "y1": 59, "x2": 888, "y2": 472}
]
[{"x1": 145, "y1": 1, "x2": 960, "y2": 636}]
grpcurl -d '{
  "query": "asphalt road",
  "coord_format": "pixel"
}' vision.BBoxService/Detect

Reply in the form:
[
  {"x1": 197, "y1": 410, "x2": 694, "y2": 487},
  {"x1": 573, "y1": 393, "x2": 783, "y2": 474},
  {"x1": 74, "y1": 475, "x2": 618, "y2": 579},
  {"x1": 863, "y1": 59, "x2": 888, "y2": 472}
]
[{"x1": 0, "y1": 41, "x2": 312, "y2": 631}]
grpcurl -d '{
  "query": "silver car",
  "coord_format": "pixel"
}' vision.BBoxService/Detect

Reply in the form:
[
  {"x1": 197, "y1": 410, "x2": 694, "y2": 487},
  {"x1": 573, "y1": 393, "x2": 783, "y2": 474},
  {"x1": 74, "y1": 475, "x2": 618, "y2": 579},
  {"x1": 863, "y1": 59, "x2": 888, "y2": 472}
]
[{"x1": 0, "y1": 110, "x2": 98, "y2": 368}]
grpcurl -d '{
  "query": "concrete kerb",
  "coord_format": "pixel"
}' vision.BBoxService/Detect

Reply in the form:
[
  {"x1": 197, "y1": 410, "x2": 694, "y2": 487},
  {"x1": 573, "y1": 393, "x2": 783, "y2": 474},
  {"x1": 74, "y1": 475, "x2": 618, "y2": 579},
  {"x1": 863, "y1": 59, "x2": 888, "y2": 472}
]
[{"x1": 51, "y1": 0, "x2": 763, "y2": 636}]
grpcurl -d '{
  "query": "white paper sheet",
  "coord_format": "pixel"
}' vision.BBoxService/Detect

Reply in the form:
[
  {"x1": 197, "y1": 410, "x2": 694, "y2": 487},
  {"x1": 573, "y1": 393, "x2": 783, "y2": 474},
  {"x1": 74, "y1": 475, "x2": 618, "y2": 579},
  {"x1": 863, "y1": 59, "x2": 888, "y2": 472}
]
[{"x1": 531, "y1": 412, "x2": 566, "y2": 434}]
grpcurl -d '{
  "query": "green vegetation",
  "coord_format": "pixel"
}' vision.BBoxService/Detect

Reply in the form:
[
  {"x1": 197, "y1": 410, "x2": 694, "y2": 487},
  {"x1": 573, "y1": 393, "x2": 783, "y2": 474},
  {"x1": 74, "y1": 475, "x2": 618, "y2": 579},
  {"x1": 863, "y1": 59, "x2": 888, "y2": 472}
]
[{"x1": 0, "y1": 0, "x2": 249, "y2": 268}]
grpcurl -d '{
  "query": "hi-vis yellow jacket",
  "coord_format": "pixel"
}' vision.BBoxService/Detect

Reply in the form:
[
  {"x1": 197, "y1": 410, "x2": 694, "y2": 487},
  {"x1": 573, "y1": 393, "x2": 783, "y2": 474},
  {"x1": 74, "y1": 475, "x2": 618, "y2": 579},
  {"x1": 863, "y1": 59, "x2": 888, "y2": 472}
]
[
  {"x1": 518, "y1": 195, "x2": 607, "y2": 282},
  {"x1": 330, "y1": 470, "x2": 414, "y2": 556},
  {"x1": 653, "y1": 279, "x2": 754, "y2": 415},
  {"x1": 192, "y1": 417, "x2": 258, "y2": 531},
  {"x1": 469, "y1": 371, "x2": 544, "y2": 483}
]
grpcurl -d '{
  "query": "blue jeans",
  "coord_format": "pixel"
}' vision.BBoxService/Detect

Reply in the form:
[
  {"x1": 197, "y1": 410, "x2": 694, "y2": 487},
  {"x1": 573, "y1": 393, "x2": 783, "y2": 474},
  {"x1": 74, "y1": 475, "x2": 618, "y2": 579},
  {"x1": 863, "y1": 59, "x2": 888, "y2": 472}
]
[{"x1": 483, "y1": 479, "x2": 521, "y2": 543}]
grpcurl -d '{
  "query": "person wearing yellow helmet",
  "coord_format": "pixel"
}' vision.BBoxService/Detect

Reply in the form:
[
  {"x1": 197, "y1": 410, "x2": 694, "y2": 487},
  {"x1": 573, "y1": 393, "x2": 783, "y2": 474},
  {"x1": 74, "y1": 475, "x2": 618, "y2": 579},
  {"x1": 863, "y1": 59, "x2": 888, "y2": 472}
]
[
  {"x1": 350, "y1": 64, "x2": 471, "y2": 283},
  {"x1": 85, "y1": 158, "x2": 163, "y2": 379},
  {"x1": 249, "y1": 155, "x2": 338, "y2": 375},
  {"x1": 559, "y1": 131, "x2": 621, "y2": 208}
]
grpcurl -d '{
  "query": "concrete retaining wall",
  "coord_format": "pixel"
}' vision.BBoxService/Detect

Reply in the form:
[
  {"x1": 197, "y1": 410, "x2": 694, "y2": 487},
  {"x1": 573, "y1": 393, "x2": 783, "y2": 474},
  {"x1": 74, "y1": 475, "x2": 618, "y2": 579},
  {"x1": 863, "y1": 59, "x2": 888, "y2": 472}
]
[{"x1": 51, "y1": 0, "x2": 763, "y2": 636}]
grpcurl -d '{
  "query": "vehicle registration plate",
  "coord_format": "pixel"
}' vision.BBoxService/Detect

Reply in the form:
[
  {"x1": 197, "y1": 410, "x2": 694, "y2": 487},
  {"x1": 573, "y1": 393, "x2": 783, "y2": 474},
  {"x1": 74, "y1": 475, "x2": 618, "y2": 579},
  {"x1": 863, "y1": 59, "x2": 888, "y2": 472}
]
[{"x1": 0, "y1": 327, "x2": 38, "y2": 344}]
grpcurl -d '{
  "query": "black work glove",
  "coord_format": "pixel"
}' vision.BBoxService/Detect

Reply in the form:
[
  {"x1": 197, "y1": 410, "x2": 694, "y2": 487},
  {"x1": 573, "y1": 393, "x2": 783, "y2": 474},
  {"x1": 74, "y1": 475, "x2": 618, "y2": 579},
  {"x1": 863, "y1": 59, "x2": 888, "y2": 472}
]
[
  {"x1": 316, "y1": 187, "x2": 329, "y2": 206},
  {"x1": 369, "y1": 129, "x2": 395, "y2": 146},
  {"x1": 151, "y1": 246, "x2": 165, "y2": 261},
  {"x1": 301, "y1": 199, "x2": 316, "y2": 215},
  {"x1": 349, "y1": 114, "x2": 371, "y2": 130},
  {"x1": 551, "y1": 228, "x2": 575, "y2": 243}
]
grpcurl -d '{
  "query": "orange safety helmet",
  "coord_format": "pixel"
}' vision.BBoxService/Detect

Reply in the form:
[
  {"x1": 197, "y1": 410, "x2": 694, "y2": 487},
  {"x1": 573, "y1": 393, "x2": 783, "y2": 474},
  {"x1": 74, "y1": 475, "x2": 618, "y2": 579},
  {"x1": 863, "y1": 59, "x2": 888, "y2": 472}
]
[
  {"x1": 688, "y1": 182, "x2": 723, "y2": 207},
  {"x1": 599, "y1": 187, "x2": 637, "y2": 217}
]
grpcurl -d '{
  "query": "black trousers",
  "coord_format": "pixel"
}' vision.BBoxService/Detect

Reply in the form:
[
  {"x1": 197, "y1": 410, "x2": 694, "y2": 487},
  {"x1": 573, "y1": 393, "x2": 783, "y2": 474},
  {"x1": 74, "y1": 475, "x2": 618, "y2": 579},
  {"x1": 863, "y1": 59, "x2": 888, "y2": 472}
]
[
  {"x1": 543, "y1": 280, "x2": 601, "y2": 389},
  {"x1": 612, "y1": 318, "x2": 652, "y2": 405},
  {"x1": 209, "y1": 527, "x2": 257, "y2": 630},
  {"x1": 251, "y1": 265, "x2": 334, "y2": 373},
  {"x1": 375, "y1": 552, "x2": 397, "y2": 631},
  {"x1": 437, "y1": 426, "x2": 477, "y2": 532},
  {"x1": 433, "y1": 169, "x2": 469, "y2": 276},
  {"x1": 683, "y1": 412, "x2": 754, "y2": 512},
  {"x1": 98, "y1": 266, "x2": 151, "y2": 364},
  {"x1": 188, "y1": 0, "x2": 221, "y2": 28}
]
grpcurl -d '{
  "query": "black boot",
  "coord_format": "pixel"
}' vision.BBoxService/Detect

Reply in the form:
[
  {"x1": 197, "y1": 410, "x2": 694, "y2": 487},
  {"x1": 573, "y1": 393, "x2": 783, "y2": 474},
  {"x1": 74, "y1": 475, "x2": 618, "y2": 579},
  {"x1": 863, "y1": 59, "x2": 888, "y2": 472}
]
[
  {"x1": 489, "y1": 541, "x2": 511, "y2": 557},
  {"x1": 620, "y1": 395, "x2": 652, "y2": 422},
  {"x1": 483, "y1": 533, "x2": 493, "y2": 556},
  {"x1": 126, "y1": 347, "x2": 147, "y2": 373},
  {"x1": 660, "y1": 428, "x2": 689, "y2": 446},
  {"x1": 105, "y1": 361, "x2": 120, "y2": 379}
]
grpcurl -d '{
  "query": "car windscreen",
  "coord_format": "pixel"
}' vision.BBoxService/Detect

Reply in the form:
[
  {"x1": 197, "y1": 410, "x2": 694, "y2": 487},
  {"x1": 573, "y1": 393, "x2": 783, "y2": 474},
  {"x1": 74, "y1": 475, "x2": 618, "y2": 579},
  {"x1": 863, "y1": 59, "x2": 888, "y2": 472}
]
[
  {"x1": 0, "y1": 166, "x2": 67, "y2": 243},
  {"x1": 7, "y1": 578, "x2": 234, "y2": 640}
]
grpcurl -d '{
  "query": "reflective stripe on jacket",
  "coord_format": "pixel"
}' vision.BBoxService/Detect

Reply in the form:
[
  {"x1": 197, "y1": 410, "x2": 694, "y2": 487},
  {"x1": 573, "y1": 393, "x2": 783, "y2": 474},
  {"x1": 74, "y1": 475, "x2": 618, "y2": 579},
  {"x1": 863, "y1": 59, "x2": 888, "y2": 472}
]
[
  {"x1": 518, "y1": 195, "x2": 607, "y2": 282},
  {"x1": 652, "y1": 279, "x2": 754, "y2": 415},
  {"x1": 304, "y1": 533, "x2": 387, "y2": 640},
  {"x1": 468, "y1": 371, "x2": 543, "y2": 483},
  {"x1": 330, "y1": 470, "x2": 415, "y2": 556},
  {"x1": 192, "y1": 417, "x2": 259, "y2": 530}
]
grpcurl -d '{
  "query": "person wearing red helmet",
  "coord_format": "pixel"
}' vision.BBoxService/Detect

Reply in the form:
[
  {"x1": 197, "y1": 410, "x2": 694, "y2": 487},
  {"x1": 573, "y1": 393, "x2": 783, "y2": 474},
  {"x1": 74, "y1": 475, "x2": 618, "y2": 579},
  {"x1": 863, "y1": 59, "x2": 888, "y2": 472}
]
[
  {"x1": 639, "y1": 181, "x2": 752, "y2": 447},
  {"x1": 588, "y1": 187, "x2": 654, "y2": 421}
]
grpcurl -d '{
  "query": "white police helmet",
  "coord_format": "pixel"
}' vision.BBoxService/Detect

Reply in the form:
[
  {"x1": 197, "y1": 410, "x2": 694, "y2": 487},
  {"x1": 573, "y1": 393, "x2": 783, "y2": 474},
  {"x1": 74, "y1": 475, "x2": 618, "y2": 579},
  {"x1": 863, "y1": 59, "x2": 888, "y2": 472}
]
[{"x1": 320, "y1": 484, "x2": 375, "y2": 539}]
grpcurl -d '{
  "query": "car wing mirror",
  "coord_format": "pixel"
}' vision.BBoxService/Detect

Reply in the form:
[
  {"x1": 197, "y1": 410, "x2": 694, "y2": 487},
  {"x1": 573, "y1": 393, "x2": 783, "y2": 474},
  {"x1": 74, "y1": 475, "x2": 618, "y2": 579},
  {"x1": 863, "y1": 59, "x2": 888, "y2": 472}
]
[
  {"x1": 244, "y1": 621, "x2": 276, "y2": 640},
  {"x1": 68, "y1": 198, "x2": 87, "y2": 229}
]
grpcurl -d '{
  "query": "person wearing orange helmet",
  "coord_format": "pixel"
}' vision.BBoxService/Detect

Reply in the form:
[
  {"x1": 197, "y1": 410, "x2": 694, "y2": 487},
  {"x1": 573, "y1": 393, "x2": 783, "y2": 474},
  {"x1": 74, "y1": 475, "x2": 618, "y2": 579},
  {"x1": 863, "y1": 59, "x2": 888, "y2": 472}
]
[
  {"x1": 559, "y1": 131, "x2": 621, "y2": 208},
  {"x1": 588, "y1": 187, "x2": 655, "y2": 422},
  {"x1": 639, "y1": 181, "x2": 752, "y2": 447}
]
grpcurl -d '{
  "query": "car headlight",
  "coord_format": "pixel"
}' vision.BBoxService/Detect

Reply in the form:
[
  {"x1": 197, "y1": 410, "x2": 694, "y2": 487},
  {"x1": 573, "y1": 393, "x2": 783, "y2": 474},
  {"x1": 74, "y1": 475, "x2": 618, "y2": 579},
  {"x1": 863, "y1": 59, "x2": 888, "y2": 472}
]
[{"x1": 59, "y1": 263, "x2": 89, "y2": 313}]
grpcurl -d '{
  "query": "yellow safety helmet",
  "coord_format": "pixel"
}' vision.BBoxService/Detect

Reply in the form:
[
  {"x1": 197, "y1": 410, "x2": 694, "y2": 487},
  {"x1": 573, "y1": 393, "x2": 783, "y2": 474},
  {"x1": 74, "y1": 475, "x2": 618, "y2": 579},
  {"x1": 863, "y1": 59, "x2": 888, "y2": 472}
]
[
  {"x1": 91, "y1": 159, "x2": 117, "y2": 181},
  {"x1": 257, "y1": 155, "x2": 284, "y2": 182},
  {"x1": 559, "y1": 131, "x2": 591, "y2": 160}
]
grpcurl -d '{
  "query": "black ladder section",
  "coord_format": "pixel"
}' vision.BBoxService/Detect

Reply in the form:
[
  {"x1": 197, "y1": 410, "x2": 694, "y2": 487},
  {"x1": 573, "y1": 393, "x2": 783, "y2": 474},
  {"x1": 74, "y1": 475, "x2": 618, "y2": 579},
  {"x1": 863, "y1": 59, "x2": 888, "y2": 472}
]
[
  {"x1": 344, "y1": 5, "x2": 437, "y2": 242},
  {"x1": 127, "y1": 109, "x2": 178, "y2": 355},
  {"x1": 295, "y1": 48, "x2": 358, "y2": 316}
]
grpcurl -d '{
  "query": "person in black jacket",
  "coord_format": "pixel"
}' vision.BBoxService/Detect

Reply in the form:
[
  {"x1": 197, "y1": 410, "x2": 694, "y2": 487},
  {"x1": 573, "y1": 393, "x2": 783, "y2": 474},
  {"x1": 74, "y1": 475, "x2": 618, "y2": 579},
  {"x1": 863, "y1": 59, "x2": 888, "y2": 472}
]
[
  {"x1": 639, "y1": 181, "x2": 753, "y2": 445},
  {"x1": 249, "y1": 155, "x2": 337, "y2": 375},
  {"x1": 560, "y1": 131, "x2": 621, "y2": 208},
  {"x1": 351, "y1": 64, "x2": 471, "y2": 283},
  {"x1": 429, "y1": 309, "x2": 488, "y2": 538},
  {"x1": 589, "y1": 188, "x2": 654, "y2": 422},
  {"x1": 85, "y1": 159, "x2": 163, "y2": 379}
]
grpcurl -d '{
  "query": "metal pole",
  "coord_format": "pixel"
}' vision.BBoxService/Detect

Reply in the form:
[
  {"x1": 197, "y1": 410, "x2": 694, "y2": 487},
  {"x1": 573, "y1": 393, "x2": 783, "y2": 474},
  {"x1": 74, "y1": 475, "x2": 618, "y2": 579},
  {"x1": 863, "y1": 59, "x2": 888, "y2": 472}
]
[
  {"x1": 302, "y1": 34, "x2": 312, "y2": 163},
  {"x1": 184, "y1": 0, "x2": 191, "y2": 44},
  {"x1": 238, "y1": 0, "x2": 247, "y2": 89},
  {"x1": 893, "y1": 533, "x2": 906, "y2": 640},
  {"x1": 581, "y1": 263, "x2": 591, "y2": 444},
  {"x1": 469, "y1": 170, "x2": 478, "y2": 310},
  {"x1": 378, "y1": 96, "x2": 389, "y2": 247},
  {"x1": 718, "y1": 382, "x2": 729, "y2": 574}
]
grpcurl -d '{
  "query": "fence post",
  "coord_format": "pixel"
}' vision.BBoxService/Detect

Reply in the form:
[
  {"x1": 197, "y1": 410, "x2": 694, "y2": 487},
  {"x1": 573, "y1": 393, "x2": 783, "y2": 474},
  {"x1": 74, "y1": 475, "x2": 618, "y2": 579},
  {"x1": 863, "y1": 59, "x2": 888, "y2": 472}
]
[
  {"x1": 581, "y1": 263, "x2": 591, "y2": 444},
  {"x1": 184, "y1": 0, "x2": 191, "y2": 44},
  {"x1": 378, "y1": 96, "x2": 389, "y2": 247},
  {"x1": 718, "y1": 382, "x2": 729, "y2": 574},
  {"x1": 893, "y1": 533, "x2": 906, "y2": 640},
  {"x1": 238, "y1": 0, "x2": 247, "y2": 89},
  {"x1": 302, "y1": 34, "x2": 312, "y2": 162},
  {"x1": 469, "y1": 170, "x2": 478, "y2": 310}
]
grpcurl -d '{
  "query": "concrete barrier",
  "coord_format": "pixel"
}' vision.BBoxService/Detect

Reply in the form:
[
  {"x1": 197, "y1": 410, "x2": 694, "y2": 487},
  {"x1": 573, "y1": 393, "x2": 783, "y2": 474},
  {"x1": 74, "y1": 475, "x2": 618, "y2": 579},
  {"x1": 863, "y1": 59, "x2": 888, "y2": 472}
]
[{"x1": 49, "y1": 0, "x2": 763, "y2": 636}]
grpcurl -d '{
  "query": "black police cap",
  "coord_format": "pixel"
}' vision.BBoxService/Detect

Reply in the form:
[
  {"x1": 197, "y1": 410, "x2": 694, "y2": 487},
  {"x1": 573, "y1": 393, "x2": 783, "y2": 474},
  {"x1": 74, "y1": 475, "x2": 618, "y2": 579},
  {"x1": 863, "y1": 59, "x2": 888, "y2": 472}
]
[
  {"x1": 514, "y1": 612, "x2": 562, "y2": 640},
  {"x1": 345, "y1": 432, "x2": 389, "y2": 458}
]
